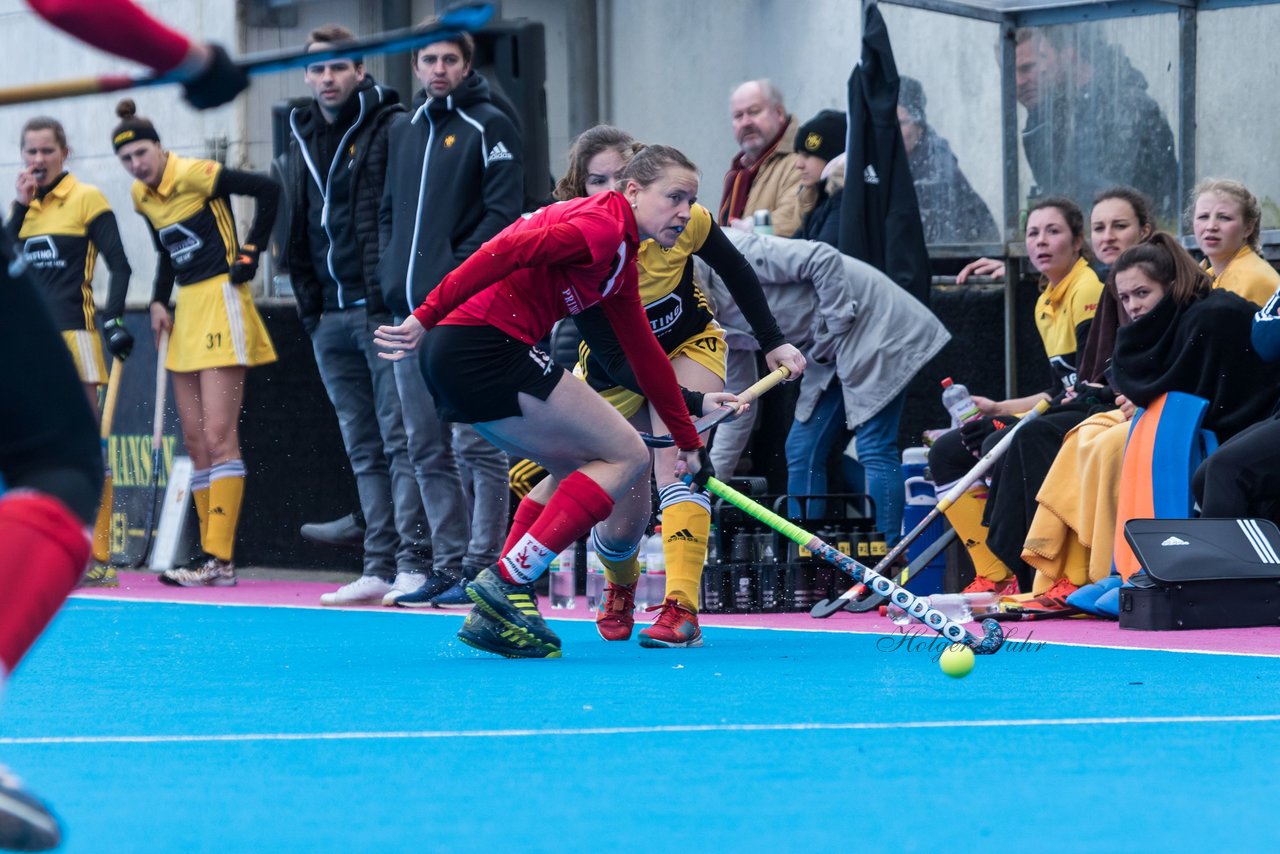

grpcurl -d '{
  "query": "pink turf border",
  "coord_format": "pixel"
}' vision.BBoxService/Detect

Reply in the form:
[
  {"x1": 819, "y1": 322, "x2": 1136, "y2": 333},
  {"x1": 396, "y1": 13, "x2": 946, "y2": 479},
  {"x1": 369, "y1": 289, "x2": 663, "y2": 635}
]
[{"x1": 73, "y1": 572, "x2": 1280, "y2": 657}]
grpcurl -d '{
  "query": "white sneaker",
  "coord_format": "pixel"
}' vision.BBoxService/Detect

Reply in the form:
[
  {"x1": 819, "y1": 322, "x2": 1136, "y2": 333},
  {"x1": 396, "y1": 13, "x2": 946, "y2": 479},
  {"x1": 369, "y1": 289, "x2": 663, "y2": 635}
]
[
  {"x1": 320, "y1": 575, "x2": 393, "y2": 606},
  {"x1": 382, "y1": 571, "x2": 428, "y2": 606}
]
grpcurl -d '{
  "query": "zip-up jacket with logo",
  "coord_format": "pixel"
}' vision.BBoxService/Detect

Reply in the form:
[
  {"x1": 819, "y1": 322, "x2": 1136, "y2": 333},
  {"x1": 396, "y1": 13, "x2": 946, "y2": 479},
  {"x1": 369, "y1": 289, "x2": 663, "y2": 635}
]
[
  {"x1": 378, "y1": 70, "x2": 523, "y2": 316},
  {"x1": 288, "y1": 76, "x2": 403, "y2": 327}
]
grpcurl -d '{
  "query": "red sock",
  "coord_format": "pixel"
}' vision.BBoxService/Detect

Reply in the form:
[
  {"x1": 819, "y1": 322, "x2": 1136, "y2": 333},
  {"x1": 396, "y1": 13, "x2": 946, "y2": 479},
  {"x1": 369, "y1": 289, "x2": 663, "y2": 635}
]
[
  {"x1": 502, "y1": 496, "x2": 546, "y2": 555},
  {"x1": 0, "y1": 492, "x2": 91, "y2": 675},
  {"x1": 499, "y1": 472, "x2": 613, "y2": 584}
]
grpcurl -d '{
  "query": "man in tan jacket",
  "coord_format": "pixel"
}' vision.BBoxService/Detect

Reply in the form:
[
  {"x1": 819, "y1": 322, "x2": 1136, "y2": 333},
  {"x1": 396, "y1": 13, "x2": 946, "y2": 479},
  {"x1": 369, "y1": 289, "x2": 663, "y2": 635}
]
[{"x1": 719, "y1": 79, "x2": 812, "y2": 238}]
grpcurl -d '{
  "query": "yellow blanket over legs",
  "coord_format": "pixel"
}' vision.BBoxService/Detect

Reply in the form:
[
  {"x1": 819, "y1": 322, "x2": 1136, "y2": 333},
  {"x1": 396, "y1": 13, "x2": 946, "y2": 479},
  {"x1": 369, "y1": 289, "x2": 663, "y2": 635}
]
[{"x1": 1022, "y1": 410, "x2": 1130, "y2": 587}]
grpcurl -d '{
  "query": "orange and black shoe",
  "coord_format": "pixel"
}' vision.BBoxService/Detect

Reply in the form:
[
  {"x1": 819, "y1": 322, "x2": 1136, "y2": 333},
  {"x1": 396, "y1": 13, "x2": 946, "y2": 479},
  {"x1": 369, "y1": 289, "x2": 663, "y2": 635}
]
[
  {"x1": 596, "y1": 581, "x2": 636, "y2": 641},
  {"x1": 638, "y1": 597, "x2": 702, "y2": 648},
  {"x1": 1015, "y1": 576, "x2": 1080, "y2": 613},
  {"x1": 964, "y1": 573, "x2": 1020, "y2": 597}
]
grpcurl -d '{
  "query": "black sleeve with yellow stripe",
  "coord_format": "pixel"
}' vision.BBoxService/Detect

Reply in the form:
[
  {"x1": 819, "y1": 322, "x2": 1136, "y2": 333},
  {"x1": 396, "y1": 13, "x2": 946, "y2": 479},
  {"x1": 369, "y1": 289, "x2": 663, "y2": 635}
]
[{"x1": 133, "y1": 155, "x2": 280, "y2": 305}]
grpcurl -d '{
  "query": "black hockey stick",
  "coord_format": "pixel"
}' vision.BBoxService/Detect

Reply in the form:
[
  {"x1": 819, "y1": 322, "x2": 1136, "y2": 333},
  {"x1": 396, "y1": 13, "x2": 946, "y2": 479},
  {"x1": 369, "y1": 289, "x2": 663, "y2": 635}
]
[
  {"x1": 810, "y1": 399, "x2": 1051, "y2": 618},
  {"x1": 0, "y1": 3, "x2": 493, "y2": 106},
  {"x1": 697, "y1": 474, "x2": 1005, "y2": 654},
  {"x1": 132, "y1": 331, "x2": 169, "y2": 568},
  {"x1": 640, "y1": 365, "x2": 790, "y2": 449}
]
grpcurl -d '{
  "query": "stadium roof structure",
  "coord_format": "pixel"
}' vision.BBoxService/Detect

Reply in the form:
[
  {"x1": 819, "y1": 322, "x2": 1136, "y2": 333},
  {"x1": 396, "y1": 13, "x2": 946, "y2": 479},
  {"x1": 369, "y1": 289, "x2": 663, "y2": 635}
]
[{"x1": 881, "y1": 0, "x2": 1272, "y2": 26}]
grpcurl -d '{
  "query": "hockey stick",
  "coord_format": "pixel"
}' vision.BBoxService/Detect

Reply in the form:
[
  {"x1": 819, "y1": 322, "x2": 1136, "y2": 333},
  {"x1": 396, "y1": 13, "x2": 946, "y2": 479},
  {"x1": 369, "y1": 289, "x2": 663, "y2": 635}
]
[
  {"x1": 695, "y1": 474, "x2": 1005, "y2": 654},
  {"x1": 99, "y1": 357, "x2": 124, "y2": 441},
  {"x1": 0, "y1": 3, "x2": 494, "y2": 107},
  {"x1": 640, "y1": 365, "x2": 791, "y2": 449},
  {"x1": 810, "y1": 398, "x2": 1052, "y2": 619},
  {"x1": 132, "y1": 331, "x2": 169, "y2": 568}
]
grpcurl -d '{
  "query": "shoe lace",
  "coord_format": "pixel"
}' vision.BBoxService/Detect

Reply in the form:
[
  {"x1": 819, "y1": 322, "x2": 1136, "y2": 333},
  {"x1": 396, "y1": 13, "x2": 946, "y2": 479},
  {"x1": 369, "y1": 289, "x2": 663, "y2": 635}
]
[
  {"x1": 644, "y1": 596, "x2": 691, "y2": 627},
  {"x1": 601, "y1": 582, "x2": 635, "y2": 615}
]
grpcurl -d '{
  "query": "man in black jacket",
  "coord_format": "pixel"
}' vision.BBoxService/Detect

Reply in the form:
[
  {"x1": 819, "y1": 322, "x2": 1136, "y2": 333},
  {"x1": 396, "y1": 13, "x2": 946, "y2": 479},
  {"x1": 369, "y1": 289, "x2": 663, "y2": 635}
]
[
  {"x1": 378, "y1": 31, "x2": 524, "y2": 606},
  {"x1": 288, "y1": 24, "x2": 445, "y2": 607}
]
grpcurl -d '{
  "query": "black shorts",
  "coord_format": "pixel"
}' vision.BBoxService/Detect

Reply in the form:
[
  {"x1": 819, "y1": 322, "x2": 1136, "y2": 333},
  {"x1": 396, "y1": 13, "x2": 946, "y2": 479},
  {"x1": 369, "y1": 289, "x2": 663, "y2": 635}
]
[{"x1": 421, "y1": 324, "x2": 564, "y2": 423}]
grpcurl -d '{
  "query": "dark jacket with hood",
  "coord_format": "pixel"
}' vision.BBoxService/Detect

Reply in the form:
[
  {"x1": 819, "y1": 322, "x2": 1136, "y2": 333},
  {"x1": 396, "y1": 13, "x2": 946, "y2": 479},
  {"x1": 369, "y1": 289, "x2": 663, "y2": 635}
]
[
  {"x1": 288, "y1": 75, "x2": 403, "y2": 331},
  {"x1": 378, "y1": 70, "x2": 524, "y2": 317}
]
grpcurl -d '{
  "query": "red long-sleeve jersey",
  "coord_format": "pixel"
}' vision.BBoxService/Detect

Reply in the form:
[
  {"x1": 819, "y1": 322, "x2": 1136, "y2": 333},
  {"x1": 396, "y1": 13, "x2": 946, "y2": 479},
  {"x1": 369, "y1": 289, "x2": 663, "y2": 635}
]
[
  {"x1": 412, "y1": 193, "x2": 702, "y2": 451},
  {"x1": 29, "y1": 0, "x2": 192, "y2": 73}
]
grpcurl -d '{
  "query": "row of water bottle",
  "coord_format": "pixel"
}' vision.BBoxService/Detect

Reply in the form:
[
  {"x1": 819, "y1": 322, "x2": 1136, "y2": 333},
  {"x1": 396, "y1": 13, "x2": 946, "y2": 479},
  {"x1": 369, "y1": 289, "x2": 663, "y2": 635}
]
[{"x1": 548, "y1": 527, "x2": 668, "y2": 610}]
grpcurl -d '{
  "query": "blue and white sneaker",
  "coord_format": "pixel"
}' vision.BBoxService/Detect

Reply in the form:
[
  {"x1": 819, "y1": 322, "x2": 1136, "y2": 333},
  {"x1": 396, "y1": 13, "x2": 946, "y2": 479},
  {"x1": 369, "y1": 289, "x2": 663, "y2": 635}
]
[
  {"x1": 393, "y1": 571, "x2": 460, "y2": 609},
  {"x1": 429, "y1": 579, "x2": 471, "y2": 608}
]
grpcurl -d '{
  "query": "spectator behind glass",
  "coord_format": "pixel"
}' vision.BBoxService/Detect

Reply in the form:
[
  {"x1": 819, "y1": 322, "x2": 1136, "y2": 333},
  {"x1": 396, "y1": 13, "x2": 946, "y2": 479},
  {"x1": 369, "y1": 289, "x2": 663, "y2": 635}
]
[
  {"x1": 720, "y1": 80, "x2": 811, "y2": 237},
  {"x1": 1190, "y1": 178, "x2": 1279, "y2": 308},
  {"x1": 897, "y1": 76, "x2": 998, "y2": 245},
  {"x1": 1015, "y1": 26, "x2": 1178, "y2": 223},
  {"x1": 926, "y1": 196, "x2": 1102, "y2": 594},
  {"x1": 793, "y1": 109, "x2": 846, "y2": 248}
]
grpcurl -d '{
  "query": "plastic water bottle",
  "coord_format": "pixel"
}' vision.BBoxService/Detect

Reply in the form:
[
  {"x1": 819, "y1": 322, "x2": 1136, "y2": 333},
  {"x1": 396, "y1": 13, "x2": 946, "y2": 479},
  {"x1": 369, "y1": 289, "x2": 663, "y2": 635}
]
[
  {"x1": 644, "y1": 527, "x2": 667, "y2": 606},
  {"x1": 752, "y1": 209, "x2": 773, "y2": 235},
  {"x1": 887, "y1": 592, "x2": 997, "y2": 625},
  {"x1": 549, "y1": 544, "x2": 577, "y2": 609},
  {"x1": 940, "y1": 377, "x2": 982, "y2": 427},
  {"x1": 585, "y1": 540, "x2": 605, "y2": 611}
]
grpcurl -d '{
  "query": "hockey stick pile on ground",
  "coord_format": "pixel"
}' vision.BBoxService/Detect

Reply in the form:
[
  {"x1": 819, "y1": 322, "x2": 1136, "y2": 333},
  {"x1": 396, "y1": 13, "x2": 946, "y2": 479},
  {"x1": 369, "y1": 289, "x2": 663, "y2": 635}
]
[
  {"x1": 695, "y1": 474, "x2": 1006, "y2": 654},
  {"x1": 810, "y1": 398, "x2": 1052, "y2": 619}
]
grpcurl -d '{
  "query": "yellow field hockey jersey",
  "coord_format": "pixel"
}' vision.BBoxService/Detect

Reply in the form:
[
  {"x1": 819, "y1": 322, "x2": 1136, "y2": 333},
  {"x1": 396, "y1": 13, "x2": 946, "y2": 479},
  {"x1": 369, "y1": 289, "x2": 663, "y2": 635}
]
[
  {"x1": 1034, "y1": 256, "x2": 1101, "y2": 386},
  {"x1": 132, "y1": 154, "x2": 236, "y2": 285},
  {"x1": 17, "y1": 173, "x2": 110, "y2": 331}
]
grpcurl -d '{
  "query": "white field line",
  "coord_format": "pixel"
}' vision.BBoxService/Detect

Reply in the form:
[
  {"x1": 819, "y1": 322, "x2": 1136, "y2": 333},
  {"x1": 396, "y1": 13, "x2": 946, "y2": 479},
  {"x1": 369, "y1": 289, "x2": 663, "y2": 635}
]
[{"x1": 4, "y1": 714, "x2": 1280, "y2": 746}]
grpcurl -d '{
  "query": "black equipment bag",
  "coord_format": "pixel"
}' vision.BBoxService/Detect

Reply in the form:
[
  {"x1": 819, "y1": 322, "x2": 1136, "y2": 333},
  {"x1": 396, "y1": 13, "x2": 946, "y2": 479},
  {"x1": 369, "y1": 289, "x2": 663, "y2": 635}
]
[{"x1": 1120, "y1": 518, "x2": 1280, "y2": 630}]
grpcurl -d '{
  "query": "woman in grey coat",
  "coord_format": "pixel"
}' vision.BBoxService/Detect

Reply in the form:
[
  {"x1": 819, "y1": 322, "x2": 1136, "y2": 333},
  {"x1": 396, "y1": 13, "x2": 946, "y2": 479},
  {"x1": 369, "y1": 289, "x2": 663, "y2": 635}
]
[{"x1": 700, "y1": 231, "x2": 950, "y2": 540}]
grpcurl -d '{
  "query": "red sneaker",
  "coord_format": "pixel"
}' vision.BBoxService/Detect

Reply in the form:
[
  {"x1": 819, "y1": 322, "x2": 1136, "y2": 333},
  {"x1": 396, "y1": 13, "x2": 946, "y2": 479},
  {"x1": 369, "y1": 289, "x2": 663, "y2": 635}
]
[
  {"x1": 964, "y1": 574, "x2": 1020, "y2": 596},
  {"x1": 595, "y1": 581, "x2": 636, "y2": 641},
  {"x1": 638, "y1": 597, "x2": 703, "y2": 648},
  {"x1": 1020, "y1": 576, "x2": 1080, "y2": 612}
]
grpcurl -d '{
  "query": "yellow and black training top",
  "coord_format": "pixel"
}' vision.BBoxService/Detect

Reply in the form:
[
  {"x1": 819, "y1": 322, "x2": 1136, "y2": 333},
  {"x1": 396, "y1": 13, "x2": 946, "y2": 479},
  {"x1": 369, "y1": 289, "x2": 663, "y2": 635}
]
[
  {"x1": 576, "y1": 203, "x2": 784, "y2": 394},
  {"x1": 10, "y1": 172, "x2": 131, "y2": 331},
  {"x1": 131, "y1": 154, "x2": 280, "y2": 305},
  {"x1": 1034, "y1": 256, "x2": 1102, "y2": 391}
]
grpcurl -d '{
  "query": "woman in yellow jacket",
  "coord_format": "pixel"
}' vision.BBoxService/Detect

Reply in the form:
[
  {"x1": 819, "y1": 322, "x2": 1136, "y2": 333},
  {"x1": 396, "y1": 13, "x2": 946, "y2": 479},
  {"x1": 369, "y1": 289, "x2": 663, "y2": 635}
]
[
  {"x1": 1191, "y1": 178, "x2": 1279, "y2": 307},
  {"x1": 9, "y1": 116, "x2": 134, "y2": 587},
  {"x1": 111, "y1": 99, "x2": 280, "y2": 587}
]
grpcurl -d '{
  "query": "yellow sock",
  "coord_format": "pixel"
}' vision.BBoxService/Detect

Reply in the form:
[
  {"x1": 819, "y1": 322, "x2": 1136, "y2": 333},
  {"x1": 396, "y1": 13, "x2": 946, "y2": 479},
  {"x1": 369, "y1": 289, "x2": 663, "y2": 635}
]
[
  {"x1": 1063, "y1": 536, "x2": 1091, "y2": 588},
  {"x1": 601, "y1": 552, "x2": 640, "y2": 587},
  {"x1": 944, "y1": 487, "x2": 1013, "y2": 582},
  {"x1": 660, "y1": 498, "x2": 711, "y2": 612},
  {"x1": 206, "y1": 460, "x2": 246, "y2": 562},
  {"x1": 191, "y1": 467, "x2": 211, "y2": 548},
  {"x1": 92, "y1": 472, "x2": 113, "y2": 564}
]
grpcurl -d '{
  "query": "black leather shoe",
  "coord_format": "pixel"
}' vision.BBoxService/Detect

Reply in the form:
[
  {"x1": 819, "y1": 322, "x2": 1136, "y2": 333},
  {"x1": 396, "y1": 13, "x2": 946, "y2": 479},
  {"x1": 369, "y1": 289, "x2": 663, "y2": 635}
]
[{"x1": 300, "y1": 512, "x2": 366, "y2": 550}]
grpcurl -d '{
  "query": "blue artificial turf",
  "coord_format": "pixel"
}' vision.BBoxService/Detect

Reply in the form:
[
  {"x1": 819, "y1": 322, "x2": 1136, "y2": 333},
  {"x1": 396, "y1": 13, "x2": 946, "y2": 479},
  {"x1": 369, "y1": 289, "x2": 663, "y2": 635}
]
[{"x1": 2, "y1": 600, "x2": 1277, "y2": 852}]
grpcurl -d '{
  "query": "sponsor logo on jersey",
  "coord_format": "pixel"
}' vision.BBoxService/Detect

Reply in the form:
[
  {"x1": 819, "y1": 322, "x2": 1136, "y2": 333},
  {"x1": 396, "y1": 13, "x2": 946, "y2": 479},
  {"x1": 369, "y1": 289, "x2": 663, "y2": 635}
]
[
  {"x1": 487, "y1": 141, "x2": 514, "y2": 163},
  {"x1": 444, "y1": 134, "x2": 456, "y2": 148},
  {"x1": 158, "y1": 223, "x2": 203, "y2": 266},
  {"x1": 645, "y1": 292, "x2": 683, "y2": 336},
  {"x1": 863, "y1": 164, "x2": 880, "y2": 185},
  {"x1": 22, "y1": 235, "x2": 65, "y2": 269}
]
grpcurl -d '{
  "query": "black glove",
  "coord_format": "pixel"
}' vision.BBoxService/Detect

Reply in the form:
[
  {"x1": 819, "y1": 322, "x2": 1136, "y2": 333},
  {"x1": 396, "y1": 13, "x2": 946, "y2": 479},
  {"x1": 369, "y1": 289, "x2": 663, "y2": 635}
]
[
  {"x1": 103, "y1": 317, "x2": 135, "y2": 360},
  {"x1": 182, "y1": 43, "x2": 249, "y2": 110},
  {"x1": 230, "y1": 244, "x2": 259, "y2": 284},
  {"x1": 680, "y1": 387, "x2": 706, "y2": 419},
  {"x1": 685, "y1": 446, "x2": 716, "y2": 493},
  {"x1": 958, "y1": 416, "x2": 1014, "y2": 457},
  {"x1": 301, "y1": 313, "x2": 320, "y2": 337}
]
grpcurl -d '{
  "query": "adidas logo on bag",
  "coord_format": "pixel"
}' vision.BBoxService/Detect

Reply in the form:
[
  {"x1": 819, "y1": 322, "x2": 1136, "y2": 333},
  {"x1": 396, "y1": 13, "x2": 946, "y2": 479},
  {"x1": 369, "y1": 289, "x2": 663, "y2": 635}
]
[
  {"x1": 1161, "y1": 536, "x2": 1190, "y2": 547},
  {"x1": 487, "y1": 141, "x2": 514, "y2": 163}
]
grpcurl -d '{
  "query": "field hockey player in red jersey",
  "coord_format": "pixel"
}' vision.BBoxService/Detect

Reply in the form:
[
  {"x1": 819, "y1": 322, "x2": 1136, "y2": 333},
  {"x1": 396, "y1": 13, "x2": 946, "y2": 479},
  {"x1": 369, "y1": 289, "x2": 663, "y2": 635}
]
[
  {"x1": 0, "y1": 5, "x2": 247, "y2": 847},
  {"x1": 375, "y1": 145, "x2": 718, "y2": 659}
]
